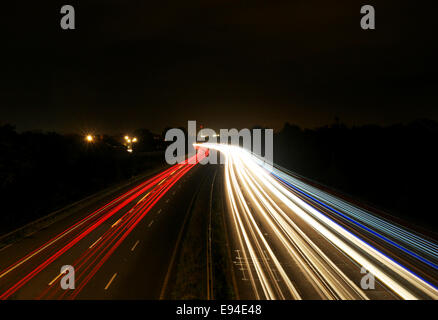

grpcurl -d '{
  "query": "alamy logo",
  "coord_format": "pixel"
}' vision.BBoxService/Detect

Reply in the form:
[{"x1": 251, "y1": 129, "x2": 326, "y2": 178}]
[
  {"x1": 60, "y1": 265, "x2": 75, "y2": 290},
  {"x1": 360, "y1": 267, "x2": 375, "y2": 290},
  {"x1": 60, "y1": 5, "x2": 75, "y2": 30},
  {"x1": 164, "y1": 121, "x2": 273, "y2": 167},
  {"x1": 360, "y1": 5, "x2": 375, "y2": 30}
]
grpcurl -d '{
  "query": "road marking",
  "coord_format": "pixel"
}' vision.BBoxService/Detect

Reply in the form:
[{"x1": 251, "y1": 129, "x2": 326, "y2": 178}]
[
  {"x1": 48, "y1": 271, "x2": 66, "y2": 286},
  {"x1": 157, "y1": 209, "x2": 162, "y2": 214},
  {"x1": 0, "y1": 244, "x2": 12, "y2": 252},
  {"x1": 89, "y1": 236, "x2": 103, "y2": 249},
  {"x1": 148, "y1": 220, "x2": 154, "y2": 228},
  {"x1": 104, "y1": 273, "x2": 117, "y2": 290},
  {"x1": 158, "y1": 179, "x2": 166, "y2": 185},
  {"x1": 0, "y1": 190, "x2": 131, "y2": 280},
  {"x1": 235, "y1": 250, "x2": 248, "y2": 281},
  {"x1": 160, "y1": 180, "x2": 201, "y2": 299},
  {"x1": 165, "y1": 199, "x2": 169, "y2": 203},
  {"x1": 131, "y1": 240, "x2": 140, "y2": 252}
]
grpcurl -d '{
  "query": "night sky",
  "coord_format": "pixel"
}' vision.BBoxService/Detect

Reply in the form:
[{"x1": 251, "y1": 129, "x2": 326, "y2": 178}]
[{"x1": 1, "y1": 1, "x2": 437, "y2": 134}]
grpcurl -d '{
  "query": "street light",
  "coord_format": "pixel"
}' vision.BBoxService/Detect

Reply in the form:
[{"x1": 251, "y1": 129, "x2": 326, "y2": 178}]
[
  {"x1": 124, "y1": 135, "x2": 138, "y2": 152},
  {"x1": 85, "y1": 134, "x2": 94, "y2": 142}
]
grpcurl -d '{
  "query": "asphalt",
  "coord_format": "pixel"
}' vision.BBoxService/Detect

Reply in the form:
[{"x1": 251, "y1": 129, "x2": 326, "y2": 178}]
[
  {"x1": 0, "y1": 162, "x2": 212, "y2": 299},
  {"x1": 1, "y1": 156, "x2": 436, "y2": 300},
  {"x1": 211, "y1": 145, "x2": 438, "y2": 300}
]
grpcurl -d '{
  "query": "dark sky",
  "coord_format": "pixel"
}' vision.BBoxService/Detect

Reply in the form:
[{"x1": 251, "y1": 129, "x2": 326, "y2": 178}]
[{"x1": 1, "y1": 1, "x2": 437, "y2": 134}]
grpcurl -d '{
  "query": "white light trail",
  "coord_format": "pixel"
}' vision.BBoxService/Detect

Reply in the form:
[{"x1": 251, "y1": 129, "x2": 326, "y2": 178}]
[{"x1": 197, "y1": 143, "x2": 438, "y2": 300}]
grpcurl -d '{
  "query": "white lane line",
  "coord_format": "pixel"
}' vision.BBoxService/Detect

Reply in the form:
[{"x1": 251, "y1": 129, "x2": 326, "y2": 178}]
[
  {"x1": 104, "y1": 273, "x2": 118, "y2": 290},
  {"x1": 0, "y1": 187, "x2": 135, "y2": 280},
  {"x1": 157, "y1": 209, "x2": 162, "y2": 214},
  {"x1": 131, "y1": 240, "x2": 140, "y2": 252},
  {"x1": 89, "y1": 236, "x2": 103, "y2": 249},
  {"x1": 148, "y1": 220, "x2": 154, "y2": 228},
  {"x1": 0, "y1": 244, "x2": 13, "y2": 252}
]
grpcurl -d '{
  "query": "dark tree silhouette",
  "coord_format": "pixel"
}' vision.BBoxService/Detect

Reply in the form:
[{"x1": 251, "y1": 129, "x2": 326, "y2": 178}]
[
  {"x1": 274, "y1": 119, "x2": 438, "y2": 230},
  {"x1": 0, "y1": 125, "x2": 164, "y2": 235}
]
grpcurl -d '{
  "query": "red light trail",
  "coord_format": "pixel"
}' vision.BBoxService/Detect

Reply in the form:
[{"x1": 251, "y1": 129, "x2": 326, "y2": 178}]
[{"x1": 0, "y1": 149, "x2": 207, "y2": 300}]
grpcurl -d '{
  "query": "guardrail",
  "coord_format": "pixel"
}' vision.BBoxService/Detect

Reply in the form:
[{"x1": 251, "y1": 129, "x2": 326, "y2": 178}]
[{"x1": 0, "y1": 164, "x2": 168, "y2": 248}]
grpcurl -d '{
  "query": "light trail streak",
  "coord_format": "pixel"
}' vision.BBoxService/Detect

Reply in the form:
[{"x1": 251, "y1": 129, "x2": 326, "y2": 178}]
[
  {"x1": 0, "y1": 164, "x2": 177, "y2": 281},
  {"x1": 0, "y1": 149, "x2": 207, "y2": 300},
  {"x1": 89, "y1": 237, "x2": 102, "y2": 249},
  {"x1": 198, "y1": 143, "x2": 438, "y2": 300},
  {"x1": 272, "y1": 167, "x2": 438, "y2": 269},
  {"x1": 66, "y1": 161, "x2": 198, "y2": 299},
  {"x1": 104, "y1": 273, "x2": 117, "y2": 290},
  {"x1": 48, "y1": 271, "x2": 66, "y2": 286}
]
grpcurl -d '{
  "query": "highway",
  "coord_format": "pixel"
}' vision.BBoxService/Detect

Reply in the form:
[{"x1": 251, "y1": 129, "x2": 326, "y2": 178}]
[
  {"x1": 0, "y1": 151, "x2": 209, "y2": 299},
  {"x1": 200, "y1": 143, "x2": 438, "y2": 300},
  {"x1": 1, "y1": 143, "x2": 438, "y2": 300}
]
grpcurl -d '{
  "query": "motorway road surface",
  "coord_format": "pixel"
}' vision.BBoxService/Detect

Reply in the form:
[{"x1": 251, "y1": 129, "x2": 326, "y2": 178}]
[
  {"x1": 202, "y1": 143, "x2": 438, "y2": 300},
  {"x1": 0, "y1": 152, "x2": 210, "y2": 299},
  {"x1": 1, "y1": 144, "x2": 438, "y2": 300}
]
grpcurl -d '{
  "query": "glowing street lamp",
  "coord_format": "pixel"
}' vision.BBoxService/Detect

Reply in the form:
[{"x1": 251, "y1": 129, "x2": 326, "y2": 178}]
[
  {"x1": 124, "y1": 135, "x2": 138, "y2": 152},
  {"x1": 85, "y1": 134, "x2": 94, "y2": 142}
]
